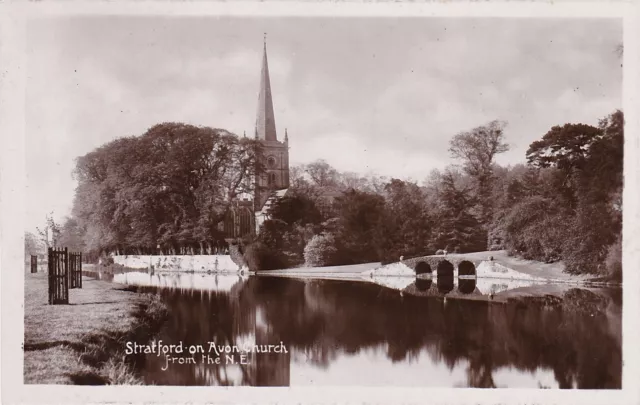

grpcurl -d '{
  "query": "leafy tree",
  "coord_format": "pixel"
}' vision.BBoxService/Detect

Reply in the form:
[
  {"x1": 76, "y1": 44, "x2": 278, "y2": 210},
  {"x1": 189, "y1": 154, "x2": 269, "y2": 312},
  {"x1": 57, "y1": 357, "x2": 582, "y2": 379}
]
[
  {"x1": 72, "y1": 123, "x2": 262, "y2": 256},
  {"x1": 58, "y1": 217, "x2": 85, "y2": 253},
  {"x1": 562, "y1": 202, "x2": 618, "y2": 274},
  {"x1": 449, "y1": 120, "x2": 509, "y2": 225},
  {"x1": 304, "y1": 159, "x2": 340, "y2": 188},
  {"x1": 269, "y1": 193, "x2": 322, "y2": 227},
  {"x1": 331, "y1": 189, "x2": 387, "y2": 264},
  {"x1": 502, "y1": 196, "x2": 566, "y2": 262},
  {"x1": 304, "y1": 234, "x2": 339, "y2": 267},
  {"x1": 36, "y1": 213, "x2": 62, "y2": 250},
  {"x1": 24, "y1": 231, "x2": 41, "y2": 258},
  {"x1": 526, "y1": 123, "x2": 603, "y2": 172},
  {"x1": 378, "y1": 179, "x2": 433, "y2": 262},
  {"x1": 432, "y1": 171, "x2": 486, "y2": 253}
]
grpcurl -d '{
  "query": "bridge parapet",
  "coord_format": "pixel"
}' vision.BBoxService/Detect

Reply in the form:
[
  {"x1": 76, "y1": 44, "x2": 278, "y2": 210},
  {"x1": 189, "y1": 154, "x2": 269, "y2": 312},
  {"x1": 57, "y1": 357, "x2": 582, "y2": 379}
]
[{"x1": 401, "y1": 254, "x2": 487, "y2": 272}]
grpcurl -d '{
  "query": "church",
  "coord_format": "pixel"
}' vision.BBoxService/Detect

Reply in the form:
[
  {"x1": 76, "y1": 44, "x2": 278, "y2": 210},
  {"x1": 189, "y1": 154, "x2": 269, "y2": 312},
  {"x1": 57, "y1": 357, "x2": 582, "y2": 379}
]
[{"x1": 221, "y1": 38, "x2": 290, "y2": 239}]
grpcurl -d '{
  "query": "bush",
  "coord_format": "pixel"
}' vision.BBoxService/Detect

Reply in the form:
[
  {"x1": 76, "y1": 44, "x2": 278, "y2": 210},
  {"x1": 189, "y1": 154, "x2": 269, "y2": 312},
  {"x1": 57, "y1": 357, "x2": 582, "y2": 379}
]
[
  {"x1": 304, "y1": 234, "x2": 338, "y2": 267},
  {"x1": 562, "y1": 203, "x2": 618, "y2": 275},
  {"x1": 503, "y1": 196, "x2": 567, "y2": 263},
  {"x1": 242, "y1": 242, "x2": 289, "y2": 271}
]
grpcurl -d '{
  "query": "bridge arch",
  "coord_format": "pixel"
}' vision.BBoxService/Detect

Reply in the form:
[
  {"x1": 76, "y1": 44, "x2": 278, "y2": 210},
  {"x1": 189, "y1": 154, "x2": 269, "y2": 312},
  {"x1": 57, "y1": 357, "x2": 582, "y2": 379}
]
[
  {"x1": 458, "y1": 260, "x2": 476, "y2": 276},
  {"x1": 437, "y1": 260, "x2": 454, "y2": 277},
  {"x1": 415, "y1": 261, "x2": 432, "y2": 275}
]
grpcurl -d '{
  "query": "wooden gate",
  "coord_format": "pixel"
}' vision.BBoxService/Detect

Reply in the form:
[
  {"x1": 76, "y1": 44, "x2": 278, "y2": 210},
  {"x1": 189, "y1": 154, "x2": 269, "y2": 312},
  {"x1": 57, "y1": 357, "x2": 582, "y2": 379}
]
[
  {"x1": 48, "y1": 247, "x2": 69, "y2": 305},
  {"x1": 69, "y1": 252, "x2": 83, "y2": 289},
  {"x1": 30, "y1": 255, "x2": 37, "y2": 273}
]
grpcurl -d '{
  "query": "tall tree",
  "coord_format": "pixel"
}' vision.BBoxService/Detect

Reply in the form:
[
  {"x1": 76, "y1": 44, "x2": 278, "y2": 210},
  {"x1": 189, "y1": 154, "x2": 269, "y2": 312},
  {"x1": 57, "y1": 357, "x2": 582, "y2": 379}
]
[
  {"x1": 449, "y1": 120, "x2": 509, "y2": 226},
  {"x1": 432, "y1": 171, "x2": 485, "y2": 253},
  {"x1": 378, "y1": 179, "x2": 433, "y2": 261},
  {"x1": 24, "y1": 231, "x2": 41, "y2": 258},
  {"x1": 304, "y1": 159, "x2": 340, "y2": 188},
  {"x1": 332, "y1": 189, "x2": 387, "y2": 264},
  {"x1": 72, "y1": 123, "x2": 262, "y2": 256}
]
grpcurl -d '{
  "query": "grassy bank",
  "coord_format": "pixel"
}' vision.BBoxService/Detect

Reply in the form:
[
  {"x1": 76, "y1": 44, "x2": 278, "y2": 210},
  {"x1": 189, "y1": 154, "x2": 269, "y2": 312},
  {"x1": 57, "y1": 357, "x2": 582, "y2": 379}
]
[{"x1": 23, "y1": 272, "x2": 167, "y2": 384}]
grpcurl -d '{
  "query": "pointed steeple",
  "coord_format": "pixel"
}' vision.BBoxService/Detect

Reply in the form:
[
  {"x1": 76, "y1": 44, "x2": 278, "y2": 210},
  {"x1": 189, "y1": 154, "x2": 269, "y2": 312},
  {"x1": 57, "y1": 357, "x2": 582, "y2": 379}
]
[{"x1": 255, "y1": 34, "x2": 278, "y2": 142}]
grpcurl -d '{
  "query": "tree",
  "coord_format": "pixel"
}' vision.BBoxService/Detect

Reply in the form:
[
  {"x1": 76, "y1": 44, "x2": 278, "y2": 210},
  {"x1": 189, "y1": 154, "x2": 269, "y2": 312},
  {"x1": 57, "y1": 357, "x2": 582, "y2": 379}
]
[
  {"x1": 71, "y1": 123, "x2": 262, "y2": 256},
  {"x1": 36, "y1": 213, "x2": 62, "y2": 250},
  {"x1": 526, "y1": 123, "x2": 603, "y2": 172},
  {"x1": 304, "y1": 159, "x2": 340, "y2": 188},
  {"x1": 331, "y1": 189, "x2": 387, "y2": 264},
  {"x1": 58, "y1": 217, "x2": 85, "y2": 253},
  {"x1": 432, "y1": 171, "x2": 486, "y2": 253},
  {"x1": 449, "y1": 120, "x2": 509, "y2": 225},
  {"x1": 378, "y1": 179, "x2": 433, "y2": 262},
  {"x1": 269, "y1": 193, "x2": 322, "y2": 227},
  {"x1": 24, "y1": 231, "x2": 41, "y2": 258},
  {"x1": 304, "y1": 234, "x2": 339, "y2": 267},
  {"x1": 502, "y1": 196, "x2": 566, "y2": 262}
]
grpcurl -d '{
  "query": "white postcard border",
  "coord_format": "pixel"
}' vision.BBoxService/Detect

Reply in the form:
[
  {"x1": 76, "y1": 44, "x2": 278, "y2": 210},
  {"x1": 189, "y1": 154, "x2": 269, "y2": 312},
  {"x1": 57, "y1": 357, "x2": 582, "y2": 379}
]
[{"x1": 1, "y1": 1, "x2": 639, "y2": 404}]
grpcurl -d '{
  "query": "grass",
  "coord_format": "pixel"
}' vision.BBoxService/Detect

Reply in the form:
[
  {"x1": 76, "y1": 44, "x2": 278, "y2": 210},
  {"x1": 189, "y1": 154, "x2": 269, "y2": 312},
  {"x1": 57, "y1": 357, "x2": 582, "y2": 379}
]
[{"x1": 23, "y1": 271, "x2": 167, "y2": 385}]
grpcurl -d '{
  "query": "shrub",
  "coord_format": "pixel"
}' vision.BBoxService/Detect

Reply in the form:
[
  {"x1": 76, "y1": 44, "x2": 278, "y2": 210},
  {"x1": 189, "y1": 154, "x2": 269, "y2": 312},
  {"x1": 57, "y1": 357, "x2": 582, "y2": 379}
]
[
  {"x1": 503, "y1": 196, "x2": 567, "y2": 263},
  {"x1": 304, "y1": 234, "x2": 338, "y2": 267},
  {"x1": 562, "y1": 203, "x2": 618, "y2": 274},
  {"x1": 243, "y1": 242, "x2": 289, "y2": 271}
]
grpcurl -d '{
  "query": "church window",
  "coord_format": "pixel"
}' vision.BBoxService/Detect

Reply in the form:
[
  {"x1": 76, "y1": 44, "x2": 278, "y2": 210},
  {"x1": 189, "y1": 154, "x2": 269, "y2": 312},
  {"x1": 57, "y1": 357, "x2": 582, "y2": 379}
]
[
  {"x1": 268, "y1": 172, "x2": 276, "y2": 185},
  {"x1": 267, "y1": 156, "x2": 277, "y2": 168}
]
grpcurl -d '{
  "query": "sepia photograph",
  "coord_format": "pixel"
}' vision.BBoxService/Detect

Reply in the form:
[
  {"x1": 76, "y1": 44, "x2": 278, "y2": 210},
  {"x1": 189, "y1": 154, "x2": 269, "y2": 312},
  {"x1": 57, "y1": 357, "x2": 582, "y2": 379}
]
[{"x1": 1, "y1": 2, "x2": 639, "y2": 404}]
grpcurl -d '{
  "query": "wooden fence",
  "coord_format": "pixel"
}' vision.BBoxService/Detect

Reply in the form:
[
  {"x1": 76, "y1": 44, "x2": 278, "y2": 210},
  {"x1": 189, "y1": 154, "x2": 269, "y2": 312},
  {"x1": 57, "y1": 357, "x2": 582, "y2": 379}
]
[
  {"x1": 69, "y1": 252, "x2": 82, "y2": 289},
  {"x1": 48, "y1": 247, "x2": 69, "y2": 305},
  {"x1": 30, "y1": 255, "x2": 37, "y2": 273}
]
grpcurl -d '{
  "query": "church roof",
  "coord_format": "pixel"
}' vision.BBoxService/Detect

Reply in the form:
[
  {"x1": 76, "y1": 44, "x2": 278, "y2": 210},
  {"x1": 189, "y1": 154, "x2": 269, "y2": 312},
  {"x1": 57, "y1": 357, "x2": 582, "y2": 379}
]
[
  {"x1": 257, "y1": 188, "x2": 289, "y2": 216},
  {"x1": 255, "y1": 38, "x2": 278, "y2": 142}
]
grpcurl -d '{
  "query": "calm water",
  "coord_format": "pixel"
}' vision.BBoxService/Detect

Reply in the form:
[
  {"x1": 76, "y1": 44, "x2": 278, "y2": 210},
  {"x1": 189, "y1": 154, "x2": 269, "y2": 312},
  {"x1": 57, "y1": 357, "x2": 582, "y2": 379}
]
[{"x1": 96, "y1": 271, "x2": 622, "y2": 388}]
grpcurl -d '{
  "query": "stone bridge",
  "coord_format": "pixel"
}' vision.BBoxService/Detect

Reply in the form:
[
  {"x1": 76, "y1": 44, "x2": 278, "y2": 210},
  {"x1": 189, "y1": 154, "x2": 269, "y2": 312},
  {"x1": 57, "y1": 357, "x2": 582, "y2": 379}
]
[{"x1": 401, "y1": 254, "x2": 488, "y2": 277}]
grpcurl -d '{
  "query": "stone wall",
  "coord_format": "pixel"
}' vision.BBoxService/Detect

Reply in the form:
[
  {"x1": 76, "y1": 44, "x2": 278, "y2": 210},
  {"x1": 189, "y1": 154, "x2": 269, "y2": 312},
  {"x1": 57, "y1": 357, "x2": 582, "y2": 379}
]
[{"x1": 112, "y1": 255, "x2": 242, "y2": 272}]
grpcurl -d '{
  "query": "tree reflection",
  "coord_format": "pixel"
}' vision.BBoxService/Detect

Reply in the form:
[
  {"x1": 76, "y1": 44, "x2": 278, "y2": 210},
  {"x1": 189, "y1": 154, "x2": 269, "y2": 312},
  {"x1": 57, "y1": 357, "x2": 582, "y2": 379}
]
[{"x1": 138, "y1": 278, "x2": 621, "y2": 388}]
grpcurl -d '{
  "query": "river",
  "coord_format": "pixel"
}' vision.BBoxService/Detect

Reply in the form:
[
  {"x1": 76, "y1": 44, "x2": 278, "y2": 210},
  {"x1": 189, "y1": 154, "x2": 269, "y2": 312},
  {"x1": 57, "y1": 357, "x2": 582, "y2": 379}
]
[{"x1": 87, "y1": 270, "x2": 622, "y2": 388}]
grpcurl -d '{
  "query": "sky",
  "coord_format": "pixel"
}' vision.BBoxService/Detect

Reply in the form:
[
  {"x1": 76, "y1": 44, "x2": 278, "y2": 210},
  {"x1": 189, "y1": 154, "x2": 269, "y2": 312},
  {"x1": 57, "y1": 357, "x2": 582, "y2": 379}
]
[{"x1": 25, "y1": 16, "x2": 622, "y2": 231}]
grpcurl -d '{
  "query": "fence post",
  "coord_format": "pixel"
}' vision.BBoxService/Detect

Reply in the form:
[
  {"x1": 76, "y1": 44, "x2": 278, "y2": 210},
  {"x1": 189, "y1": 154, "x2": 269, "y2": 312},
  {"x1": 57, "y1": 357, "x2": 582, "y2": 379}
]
[
  {"x1": 30, "y1": 255, "x2": 37, "y2": 273},
  {"x1": 63, "y1": 247, "x2": 69, "y2": 303},
  {"x1": 79, "y1": 253, "x2": 83, "y2": 288},
  {"x1": 48, "y1": 247, "x2": 53, "y2": 304}
]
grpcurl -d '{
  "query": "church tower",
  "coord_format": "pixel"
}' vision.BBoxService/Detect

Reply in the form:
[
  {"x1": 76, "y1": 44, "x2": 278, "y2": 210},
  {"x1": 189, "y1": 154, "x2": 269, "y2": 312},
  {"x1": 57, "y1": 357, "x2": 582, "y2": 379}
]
[{"x1": 254, "y1": 36, "x2": 290, "y2": 212}]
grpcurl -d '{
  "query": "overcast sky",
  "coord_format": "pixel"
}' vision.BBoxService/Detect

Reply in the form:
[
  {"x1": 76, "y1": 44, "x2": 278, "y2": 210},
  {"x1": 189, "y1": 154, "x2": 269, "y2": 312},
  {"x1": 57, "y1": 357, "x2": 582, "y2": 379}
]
[{"x1": 25, "y1": 16, "x2": 622, "y2": 231}]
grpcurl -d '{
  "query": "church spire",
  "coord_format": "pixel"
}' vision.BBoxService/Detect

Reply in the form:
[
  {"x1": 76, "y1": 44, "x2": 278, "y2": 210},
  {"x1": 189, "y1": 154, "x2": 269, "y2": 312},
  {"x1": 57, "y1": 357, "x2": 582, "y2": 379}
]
[{"x1": 255, "y1": 33, "x2": 277, "y2": 142}]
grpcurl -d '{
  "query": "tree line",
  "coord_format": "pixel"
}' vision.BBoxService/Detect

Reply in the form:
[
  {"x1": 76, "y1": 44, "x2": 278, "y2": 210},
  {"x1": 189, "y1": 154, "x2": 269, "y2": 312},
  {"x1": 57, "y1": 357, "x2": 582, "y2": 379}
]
[
  {"x1": 251, "y1": 110, "x2": 623, "y2": 278},
  {"x1": 28, "y1": 110, "x2": 622, "y2": 277}
]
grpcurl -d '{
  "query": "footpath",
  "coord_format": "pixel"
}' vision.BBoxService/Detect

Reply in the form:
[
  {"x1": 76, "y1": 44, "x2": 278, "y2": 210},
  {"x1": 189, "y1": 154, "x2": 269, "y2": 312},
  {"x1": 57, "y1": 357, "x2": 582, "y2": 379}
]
[{"x1": 23, "y1": 272, "x2": 166, "y2": 384}]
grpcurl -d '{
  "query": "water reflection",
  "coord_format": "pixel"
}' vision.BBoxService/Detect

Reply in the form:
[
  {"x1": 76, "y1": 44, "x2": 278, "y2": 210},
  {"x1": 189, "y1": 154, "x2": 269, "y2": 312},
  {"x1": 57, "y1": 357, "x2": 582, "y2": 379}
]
[
  {"x1": 118, "y1": 276, "x2": 620, "y2": 388},
  {"x1": 415, "y1": 278, "x2": 432, "y2": 292},
  {"x1": 112, "y1": 271, "x2": 248, "y2": 293},
  {"x1": 474, "y1": 278, "x2": 546, "y2": 296},
  {"x1": 437, "y1": 276, "x2": 454, "y2": 294},
  {"x1": 458, "y1": 279, "x2": 477, "y2": 294}
]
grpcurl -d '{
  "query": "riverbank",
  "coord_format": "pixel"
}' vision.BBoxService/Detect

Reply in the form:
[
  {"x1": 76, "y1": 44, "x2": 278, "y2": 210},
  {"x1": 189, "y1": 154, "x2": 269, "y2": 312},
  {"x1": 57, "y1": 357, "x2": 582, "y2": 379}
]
[
  {"x1": 257, "y1": 251, "x2": 595, "y2": 283},
  {"x1": 23, "y1": 272, "x2": 167, "y2": 384}
]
